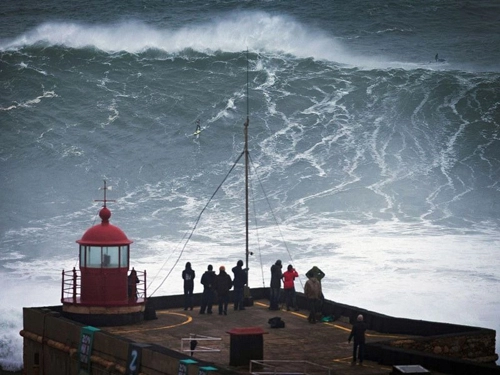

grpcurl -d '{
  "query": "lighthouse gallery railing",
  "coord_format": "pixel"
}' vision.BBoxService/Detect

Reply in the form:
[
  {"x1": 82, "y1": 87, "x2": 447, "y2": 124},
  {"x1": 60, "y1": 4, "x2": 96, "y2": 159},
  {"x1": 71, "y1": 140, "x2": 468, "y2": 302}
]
[{"x1": 61, "y1": 267, "x2": 147, "y2": 304}]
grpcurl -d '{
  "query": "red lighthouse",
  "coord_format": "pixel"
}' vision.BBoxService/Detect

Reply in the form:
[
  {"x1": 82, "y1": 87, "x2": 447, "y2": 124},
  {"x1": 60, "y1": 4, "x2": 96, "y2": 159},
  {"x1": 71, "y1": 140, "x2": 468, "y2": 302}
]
[{"x1": 61, "y1": 181, "x2": 146, "y2": 326}]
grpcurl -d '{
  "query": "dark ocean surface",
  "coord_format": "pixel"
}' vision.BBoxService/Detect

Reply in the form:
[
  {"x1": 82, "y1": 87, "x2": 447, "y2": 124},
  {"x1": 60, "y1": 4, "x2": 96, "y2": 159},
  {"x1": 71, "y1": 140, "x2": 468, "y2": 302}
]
[{"x1": 1, "y1": 0, "x2": 500, "y2": 370}]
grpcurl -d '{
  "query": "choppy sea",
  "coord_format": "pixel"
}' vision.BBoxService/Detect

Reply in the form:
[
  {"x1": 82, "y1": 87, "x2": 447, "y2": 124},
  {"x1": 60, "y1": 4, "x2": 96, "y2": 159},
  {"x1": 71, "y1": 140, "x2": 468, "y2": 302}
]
[{"x1": 1, "y1": 0, "x2": 500, "y2": 370}]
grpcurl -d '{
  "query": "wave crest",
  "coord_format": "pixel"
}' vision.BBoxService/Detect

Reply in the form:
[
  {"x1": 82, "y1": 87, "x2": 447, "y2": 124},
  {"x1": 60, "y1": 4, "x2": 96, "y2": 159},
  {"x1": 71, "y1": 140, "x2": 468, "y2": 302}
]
[{"x1": 0, "y1": 11, "x2": 349, "y2": 61}]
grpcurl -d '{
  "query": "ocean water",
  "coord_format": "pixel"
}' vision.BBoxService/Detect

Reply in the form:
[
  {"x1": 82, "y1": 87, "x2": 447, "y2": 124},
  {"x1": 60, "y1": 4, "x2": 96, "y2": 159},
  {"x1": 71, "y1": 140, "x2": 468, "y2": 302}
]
[{"x1": 1, "y1": 0, "x2": 500, "y2": 370}]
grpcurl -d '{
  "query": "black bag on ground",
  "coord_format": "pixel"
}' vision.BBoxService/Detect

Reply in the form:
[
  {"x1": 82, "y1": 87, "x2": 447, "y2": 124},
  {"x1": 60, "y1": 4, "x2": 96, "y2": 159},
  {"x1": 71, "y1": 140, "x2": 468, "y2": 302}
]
[{"x1": 268, "y1": 316, "x2": 285, "y2": 328}]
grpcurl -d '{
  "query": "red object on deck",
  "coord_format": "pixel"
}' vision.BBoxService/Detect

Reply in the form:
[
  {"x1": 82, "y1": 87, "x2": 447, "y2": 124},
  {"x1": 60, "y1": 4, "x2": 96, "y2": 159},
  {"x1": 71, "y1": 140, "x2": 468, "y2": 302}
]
[{"x1": 226, "y1": 327, "x2": 268, "y2": 335}]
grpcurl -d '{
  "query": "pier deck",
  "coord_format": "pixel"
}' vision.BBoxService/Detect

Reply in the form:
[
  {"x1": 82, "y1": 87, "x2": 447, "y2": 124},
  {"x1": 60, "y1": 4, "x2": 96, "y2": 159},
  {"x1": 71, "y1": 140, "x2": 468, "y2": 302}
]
[{"x1": 104, "y1": 299, "x2": 431, "y2": 375}]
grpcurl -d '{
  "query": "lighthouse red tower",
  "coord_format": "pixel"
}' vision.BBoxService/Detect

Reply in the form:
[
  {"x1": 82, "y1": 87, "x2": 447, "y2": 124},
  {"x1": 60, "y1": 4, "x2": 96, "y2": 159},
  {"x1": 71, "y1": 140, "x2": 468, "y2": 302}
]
[{"x1": 61, "y1": 181, "x2": 146, "y2": 326}]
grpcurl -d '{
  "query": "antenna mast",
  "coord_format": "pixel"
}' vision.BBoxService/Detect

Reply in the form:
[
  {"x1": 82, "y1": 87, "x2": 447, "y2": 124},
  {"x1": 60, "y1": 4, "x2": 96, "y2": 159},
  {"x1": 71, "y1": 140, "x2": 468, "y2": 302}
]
[
  {"x1": 95, "y1": 180, "x2": 115, "y2": 208},
  {"x1": 244, "y1": 48, "x2": 250, "y2": 273}
]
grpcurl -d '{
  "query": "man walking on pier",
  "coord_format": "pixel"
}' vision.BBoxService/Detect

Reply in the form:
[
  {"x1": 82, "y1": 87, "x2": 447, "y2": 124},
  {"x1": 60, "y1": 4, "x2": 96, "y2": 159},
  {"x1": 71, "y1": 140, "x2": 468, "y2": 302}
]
[{"x1": 348, "y1": 314, "x2": 367, "y2": 365}]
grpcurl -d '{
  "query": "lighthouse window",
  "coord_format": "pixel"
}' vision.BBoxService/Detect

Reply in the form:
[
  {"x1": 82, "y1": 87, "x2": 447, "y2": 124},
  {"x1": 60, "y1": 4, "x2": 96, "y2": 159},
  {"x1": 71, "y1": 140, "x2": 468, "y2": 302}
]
[
  {"x1": 80, "y1": 246, "x2": 85, "y2": 267},
  {"x1": 120, "y1": 246, "x2": 129, "y2": 268},
  {"x1": 102, "y1": 246, "x2": 119, "y2": 267},
  {"x1": 87, "y1": 246, "x2": 103, "y2": 268},
  {"x1": 79, "y1": 245, "x2": 129, "y2": 268}
]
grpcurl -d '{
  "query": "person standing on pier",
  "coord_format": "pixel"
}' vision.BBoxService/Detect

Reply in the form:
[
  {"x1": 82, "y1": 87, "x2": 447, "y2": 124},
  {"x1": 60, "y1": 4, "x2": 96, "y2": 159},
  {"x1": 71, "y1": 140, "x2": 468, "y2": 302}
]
[
  {"x1": 182, "y1": 262, "x2": 195, "y2": 311},
  {"x1": 303, "y1": 273, "x2": 322, "y2": 323},
  {"x1": 199, "y1": 264, "x2": 216, "y2": 314},
  {"x1": 128, "y1": 268, "x2": 140, "y2": 299},
  {"x1": 282, "y1": 264, "x2": 299, "y2": 311},
  {"x1": 348, "y1": 314, "x2": 367, "y2": 366},
  {"x1": 232, "y1": 260, "x2": 247, "y2": 311},
  {"x1": 214, "y1": 266, "x2": 232, "y2": 315},
  {"x1": 269, "y1": 260, "x2": 283, "y2": 310},
  {"x1": 306, "y1": 266, "x2": 325, "y2": 312}
]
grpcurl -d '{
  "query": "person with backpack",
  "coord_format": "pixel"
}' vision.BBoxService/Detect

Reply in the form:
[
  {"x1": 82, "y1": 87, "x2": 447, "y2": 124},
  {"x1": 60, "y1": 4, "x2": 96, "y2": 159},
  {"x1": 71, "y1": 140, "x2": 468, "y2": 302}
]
[
  {"x1": 199, "y1": 264, "x2": 216, "y2": 314},
  {"x1": 214, "y1": 266, "x2": 232, "y2": 315},
  {"x1": 182, "y1": 262, "x2": 195, "y2": 310}
]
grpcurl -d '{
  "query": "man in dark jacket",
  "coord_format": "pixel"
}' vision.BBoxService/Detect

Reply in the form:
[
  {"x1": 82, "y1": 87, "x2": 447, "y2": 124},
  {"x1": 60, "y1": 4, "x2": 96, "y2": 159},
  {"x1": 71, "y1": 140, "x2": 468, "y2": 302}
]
[
  {"x1": 269, "y1": 260, "x2": 282, "y2": 310},
  {"x1": 199, "y1": 264, "x2": 216, "y2": 314},
  {"x1": 232, "y1": 260, "x2": 247, "y2": 311},
  {"x1": 348, "y1": 314, "x2": 367, "y2": 365},
  {"x1": 214, "y1": 266, "x2": 232, "y2": 315}
]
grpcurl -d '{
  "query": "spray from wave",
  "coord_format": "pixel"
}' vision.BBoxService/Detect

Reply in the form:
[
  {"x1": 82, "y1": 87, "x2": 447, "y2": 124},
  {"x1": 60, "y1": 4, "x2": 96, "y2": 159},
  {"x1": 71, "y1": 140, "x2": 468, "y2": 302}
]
[{"x1": 0, "y1": 11, "x2": 365, "y2": 64}]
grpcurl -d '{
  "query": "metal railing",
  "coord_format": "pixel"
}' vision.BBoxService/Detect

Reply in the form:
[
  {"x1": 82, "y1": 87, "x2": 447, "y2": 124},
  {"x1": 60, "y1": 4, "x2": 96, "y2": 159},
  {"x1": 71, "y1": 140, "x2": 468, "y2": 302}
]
[
  {"x1": 61, "y1": 268, "x2": 147, "y2": 303},
  {"x1": 180, "y1": 334, "x2": 222, "y2": 355},
  {"x1": 61, "y1": 268, "x2": 81, "y2": 302}
]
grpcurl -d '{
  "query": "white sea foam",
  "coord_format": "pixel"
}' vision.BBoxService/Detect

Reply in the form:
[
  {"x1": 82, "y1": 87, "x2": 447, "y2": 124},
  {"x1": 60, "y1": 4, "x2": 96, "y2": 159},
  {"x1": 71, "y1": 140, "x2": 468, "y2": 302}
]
[
  {"x1": 0, "y1": 90, "x2": 57, "y2": 111},
  {"x1": 1, "y1": 204, "x2": 499, "y2": 369},
  {"x1": 0, "y1": 272, "x2": 62, "y2": 370},
  {"x1": 0, "y1": 12, "x2": 368, "y2": 65}
]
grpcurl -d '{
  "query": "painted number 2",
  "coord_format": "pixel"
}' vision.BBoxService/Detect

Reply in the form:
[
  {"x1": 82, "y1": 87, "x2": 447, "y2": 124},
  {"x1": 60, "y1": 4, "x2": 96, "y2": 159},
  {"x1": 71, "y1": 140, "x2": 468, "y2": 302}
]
[{"x1": 129, "y1": 349, "x2": 138, "y2": 372}]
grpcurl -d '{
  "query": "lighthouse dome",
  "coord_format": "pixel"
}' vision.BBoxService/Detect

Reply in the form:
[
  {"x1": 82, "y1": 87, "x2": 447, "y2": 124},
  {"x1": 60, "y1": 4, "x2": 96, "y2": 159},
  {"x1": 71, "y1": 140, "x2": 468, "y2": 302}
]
[{"x1": 77, "y1": 207, "x2": 133, "y2": 246}]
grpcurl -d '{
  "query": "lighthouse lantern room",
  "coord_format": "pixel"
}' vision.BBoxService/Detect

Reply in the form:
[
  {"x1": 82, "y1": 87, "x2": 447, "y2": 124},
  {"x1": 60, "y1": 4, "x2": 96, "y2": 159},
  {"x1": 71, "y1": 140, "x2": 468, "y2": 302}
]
[{"x1": 61, "y1": 181, "x2": 146, "y2": 326}]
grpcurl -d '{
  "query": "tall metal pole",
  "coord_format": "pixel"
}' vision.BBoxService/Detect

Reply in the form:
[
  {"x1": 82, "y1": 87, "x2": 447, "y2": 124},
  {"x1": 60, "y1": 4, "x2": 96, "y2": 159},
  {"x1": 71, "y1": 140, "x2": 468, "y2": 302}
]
[
  {"x1": 245, "y1": 49, "x2": 250, "y2": 272},
  {"x1": 245, "y1": 117, "x2": 249, "y2": 270}
]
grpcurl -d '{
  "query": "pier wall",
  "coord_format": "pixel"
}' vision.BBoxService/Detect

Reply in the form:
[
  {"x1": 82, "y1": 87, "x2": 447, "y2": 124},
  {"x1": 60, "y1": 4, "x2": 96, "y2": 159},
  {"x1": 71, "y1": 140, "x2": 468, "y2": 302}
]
[{"x1": 21, "y1": 306, "x2": 235, "y2": 375}]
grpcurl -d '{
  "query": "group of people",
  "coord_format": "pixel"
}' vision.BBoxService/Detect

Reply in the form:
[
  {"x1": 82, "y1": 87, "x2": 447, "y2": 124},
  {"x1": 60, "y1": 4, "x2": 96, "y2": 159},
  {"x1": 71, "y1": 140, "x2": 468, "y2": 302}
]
[
  {"x1": 269, "y1": 260, "x2": 301, "y2": 311},
  {"x1": 269, "y1": 260, "x2": 366, "y2": 365},
  {"x1": 182, "y1": 259, "x2": 366, "y2": 365},
  {"x1": 182, "y1": 260, "x2": 247, "y2": 316},
  {"x1": 269, "y1": 260, "x2": 324, "y2": 318}
]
